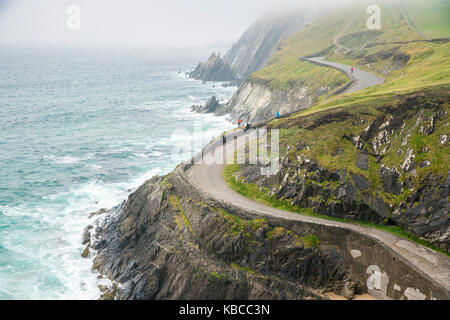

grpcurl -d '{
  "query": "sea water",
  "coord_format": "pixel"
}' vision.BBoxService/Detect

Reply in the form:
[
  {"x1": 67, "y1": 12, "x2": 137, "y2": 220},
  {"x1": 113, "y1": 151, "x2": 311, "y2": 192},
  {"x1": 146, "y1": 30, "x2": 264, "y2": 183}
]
[{"x1": 0, "y1": 46, "x2": 236, "y2": 299}]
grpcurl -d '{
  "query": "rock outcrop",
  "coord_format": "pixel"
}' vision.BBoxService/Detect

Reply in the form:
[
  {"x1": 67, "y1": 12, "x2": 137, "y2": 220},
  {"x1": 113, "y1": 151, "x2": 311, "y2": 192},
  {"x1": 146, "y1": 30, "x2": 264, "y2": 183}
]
[
  {"x1": 189, "y1": 53, "x2": 236, "y2": 82},
  {"x1": 214, "y1": 76, "x2": 343, "y2": 123},
  {"x1": 236, "y1": 91, "x2": 450, "y2": 251},
  {"x1": 191, "y1": 96, "x2": 226, "y2": 116},
  {"x1": 84, "y1": 171, "x2": 354, "y2": 300},
  {"x1": 221, "y1": 79, "x2": 314, "y2": 123}
]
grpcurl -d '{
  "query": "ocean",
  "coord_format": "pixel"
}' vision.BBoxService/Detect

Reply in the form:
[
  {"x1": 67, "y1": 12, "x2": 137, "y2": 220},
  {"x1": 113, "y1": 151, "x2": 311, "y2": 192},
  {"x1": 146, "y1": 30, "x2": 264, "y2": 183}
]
[{"x1": 0, "y1": 46, "x2": 236, "y2": 299}]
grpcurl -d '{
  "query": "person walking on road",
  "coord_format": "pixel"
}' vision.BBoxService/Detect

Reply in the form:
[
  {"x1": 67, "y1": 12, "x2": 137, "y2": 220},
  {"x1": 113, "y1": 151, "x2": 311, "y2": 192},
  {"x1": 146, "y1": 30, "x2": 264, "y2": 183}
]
[{"x1": 351, "y1": 67, "x2": 354, "y2": 74}]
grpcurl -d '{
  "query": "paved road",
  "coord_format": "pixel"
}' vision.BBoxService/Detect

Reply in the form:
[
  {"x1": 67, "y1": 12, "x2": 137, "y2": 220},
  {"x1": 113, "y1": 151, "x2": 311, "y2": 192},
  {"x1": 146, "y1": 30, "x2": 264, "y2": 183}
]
[
  {"x1": 305, "y1": 56, "x2": 384, "y2": 93},
  {"x1": 187, "y1": 135, "x2": 450, "y2": 297},
  {"x1": 185, "y1": 59, "x2": 449, "y2": 298}
]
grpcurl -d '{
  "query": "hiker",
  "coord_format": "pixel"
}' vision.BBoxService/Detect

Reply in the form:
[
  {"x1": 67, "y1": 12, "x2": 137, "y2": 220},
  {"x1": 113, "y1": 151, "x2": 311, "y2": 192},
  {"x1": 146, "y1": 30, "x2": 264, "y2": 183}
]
[
  {"x1": 222, "y1": 134, "x2": 226, "y2": 145},
  {"x1": 351, "y1": 67, "x2": 354, "y2": 73},
  {"x1": 237, "y1": 118, "x2": 242, "y2": 128},
  {"x1": 244, "y1": 122, "x2": 251, "y2": 132},
  {"x1": 276, "y1": 111, "x2": 280, "y2": 119}
]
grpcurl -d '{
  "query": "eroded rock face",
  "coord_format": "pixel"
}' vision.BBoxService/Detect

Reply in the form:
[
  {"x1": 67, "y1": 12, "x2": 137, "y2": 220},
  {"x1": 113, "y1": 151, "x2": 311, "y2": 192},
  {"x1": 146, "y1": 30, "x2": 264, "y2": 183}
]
[
  {"x1": 222, "y1": 79, "x2": 315, "y2": 123},
  {"x1": 391, "y1": 172, "x2": 450, "y2": 247},
  {"x1": 189, "y1": 53, "x2": 236, "y2": 82},
  {"x1": 224, "y1": 9, "x2": 323, "y2": 80},
  {"x1": 237, "y1": 94, "x2": 449, "y2": 251},
  {"x1": 88, "y1": 171, "x2": 352, "y2": 300}
]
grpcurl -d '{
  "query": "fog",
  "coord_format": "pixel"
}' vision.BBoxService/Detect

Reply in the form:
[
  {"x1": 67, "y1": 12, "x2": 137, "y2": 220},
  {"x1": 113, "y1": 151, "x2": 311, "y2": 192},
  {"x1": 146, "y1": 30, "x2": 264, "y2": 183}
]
[{"x1": 0, "y1": 0, "x2": 358, "y2": 47}]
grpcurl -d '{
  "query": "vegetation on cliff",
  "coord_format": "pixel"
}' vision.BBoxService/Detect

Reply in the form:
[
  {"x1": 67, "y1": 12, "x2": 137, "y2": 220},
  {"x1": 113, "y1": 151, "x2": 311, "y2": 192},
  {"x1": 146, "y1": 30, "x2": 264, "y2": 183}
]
[{"x1": 223, "y1": 0, "x2": 449, "y2": 253}]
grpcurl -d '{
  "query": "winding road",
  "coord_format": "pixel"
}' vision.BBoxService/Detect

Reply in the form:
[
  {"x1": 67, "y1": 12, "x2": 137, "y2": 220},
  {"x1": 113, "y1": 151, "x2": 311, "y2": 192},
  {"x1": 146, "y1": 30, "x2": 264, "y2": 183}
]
[
  {"x1": 305, "y1": 57, "x2": 384, "y2": 93},
  {"x1": 185, "y1": 57, "x2": 450, "y2": 299}
]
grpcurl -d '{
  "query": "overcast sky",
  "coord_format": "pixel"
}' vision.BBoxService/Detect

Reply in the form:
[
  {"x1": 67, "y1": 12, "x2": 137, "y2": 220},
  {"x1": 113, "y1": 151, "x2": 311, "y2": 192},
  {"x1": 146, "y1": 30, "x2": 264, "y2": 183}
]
[{"x1": 0, "y1": 0, "x2": 356, "y2": 47}]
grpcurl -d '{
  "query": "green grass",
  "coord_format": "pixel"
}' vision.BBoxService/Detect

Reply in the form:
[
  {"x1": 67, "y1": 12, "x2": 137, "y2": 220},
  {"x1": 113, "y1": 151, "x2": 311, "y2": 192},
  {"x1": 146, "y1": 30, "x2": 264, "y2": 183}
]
[
  {"x1": 252, "y1": 0, "x2": 425, "y2": 90},
  {"x1": 301, "y1": 235, "x2": 321, "y2": 248},
  {"x1": 223, "y1": 164, "x2": 449, "y2": 257},
  {"x1": 217, "y1": 0, "x2": 450, "y2": 258},
  {"x1": 217, "y1": 207, "x2": 268, "y2": 238},
  {"x1": 230, "y1": 263, "x2": 259, "y2": 275},
  {"x1": 400, "y1": 0, "x2": 450, "y2": 39},
  {"x1": 251, "y1": 58, "x2": 347, "y2": 91},
  {"x1": 223, "y1": 164, "x2": 316, "y2": 216},
  {"x1": 169, "y1": 195, "x2": 195, "y2": 235}
]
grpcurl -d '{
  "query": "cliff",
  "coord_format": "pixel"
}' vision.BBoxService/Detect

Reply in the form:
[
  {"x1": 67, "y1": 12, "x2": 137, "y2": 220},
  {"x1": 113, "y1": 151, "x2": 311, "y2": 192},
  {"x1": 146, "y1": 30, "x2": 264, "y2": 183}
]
[
  {"x1": 220, "y1": 73, "x2": 344, "y2": 123},
  {"x1": 220, "y1": 79, "x2": 313, "y2": 123},
  {"x1": 222, "y1": 8, "x2": 322, "y2": 80},
  {"x1": 83, "y1": 170, "x2": 354, "y2": 300},
  {"x1": 83, "y1": 2, "x2": 450, "y2": 300},
  {"x1": 189, "y1": 8, "x2": 322, "y2": 83},
  {"x1": 84, "y1": 143, "x2": 450, "y2": 300},
  {"x1": 229, "y1": 88, "x2": 450, "y2": 252}
]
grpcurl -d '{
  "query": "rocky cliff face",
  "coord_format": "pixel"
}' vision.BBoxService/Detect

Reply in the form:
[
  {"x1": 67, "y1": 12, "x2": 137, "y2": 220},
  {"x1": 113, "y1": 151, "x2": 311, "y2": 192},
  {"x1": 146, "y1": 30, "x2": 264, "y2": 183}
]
[
  {"x1": 223, "y1": 9, "x2": 321, "y2": 80},
  {"x1": 189, "y1": 53, "x2": 236, "y2": 82},
  {"x1": 189, "y1": 8, "x2": 322, "y2": 83},
  {"x1": 220, "y1": 78, "x2": 332, "y2": 123},
  {"x1": 235, "y1": 90, "x2": 450, "y2": 251},
  {"x1": 82, "y1": 169, "x2": 355, "y2": 300}
]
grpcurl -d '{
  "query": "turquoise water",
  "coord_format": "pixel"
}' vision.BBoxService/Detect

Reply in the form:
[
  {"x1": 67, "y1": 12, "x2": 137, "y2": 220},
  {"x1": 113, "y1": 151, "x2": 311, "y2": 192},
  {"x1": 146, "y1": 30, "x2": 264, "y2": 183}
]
[{"x1": 0, "y1": 46, "x2": 235, "y2": 299}]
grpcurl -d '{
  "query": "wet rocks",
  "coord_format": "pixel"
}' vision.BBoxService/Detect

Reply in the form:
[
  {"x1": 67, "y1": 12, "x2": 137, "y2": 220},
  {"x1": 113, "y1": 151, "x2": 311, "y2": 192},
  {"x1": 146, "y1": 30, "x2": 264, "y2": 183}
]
[
  {"x1": 82, "y1": 225, "x2": 93, "y2": 245},
  {"x1": 191, "y1": 96, "x2": 224, "y2": 114},
  {"x1": 87, "y1": 172, "x2": 351, "y2": 300}
]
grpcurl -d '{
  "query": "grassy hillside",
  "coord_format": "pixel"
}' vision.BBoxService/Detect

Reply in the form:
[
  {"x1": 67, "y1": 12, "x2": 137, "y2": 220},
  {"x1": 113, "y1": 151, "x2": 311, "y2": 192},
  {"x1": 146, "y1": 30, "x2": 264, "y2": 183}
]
[
  {"x1": 224, "y1": 1, "x2": 450, "y2": 252},
  {"x1": 399, "y1": 0, "x2": 450, "y2": 39},
  {"x1": 251, "y1": 0, "x2": 429, "y2": 90}
]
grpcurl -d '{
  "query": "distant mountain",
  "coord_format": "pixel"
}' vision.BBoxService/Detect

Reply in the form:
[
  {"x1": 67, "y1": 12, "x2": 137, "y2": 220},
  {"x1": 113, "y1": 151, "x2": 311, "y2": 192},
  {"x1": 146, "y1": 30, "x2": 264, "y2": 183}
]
[
  {"x1": 223, "y1": 8, "x2": 321, "y2": 80},
  {"x1": 189, "y1": 8, "x2": 323, "y2": 83}
]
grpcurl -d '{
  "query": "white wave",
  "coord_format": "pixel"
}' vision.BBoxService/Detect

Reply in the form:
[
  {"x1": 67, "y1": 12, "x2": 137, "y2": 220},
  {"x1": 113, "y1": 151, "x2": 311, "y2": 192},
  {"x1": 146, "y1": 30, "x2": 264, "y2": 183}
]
[
  {"x1": 0, "y1": 166, "x2": 163, "y2": 300},
  {"x1": 43, "y1": 154, "x2": 93, "y2": 165},
  {"x1": 149, "y1": 151, "x2": 165, "y2": 157}
]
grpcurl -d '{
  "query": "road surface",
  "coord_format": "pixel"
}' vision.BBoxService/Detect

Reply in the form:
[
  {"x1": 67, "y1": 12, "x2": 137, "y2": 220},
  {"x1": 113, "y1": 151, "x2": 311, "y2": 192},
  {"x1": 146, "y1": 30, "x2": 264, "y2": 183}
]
[{"x1": 304, "y1": 56, "x2": 384, "y2": 93}]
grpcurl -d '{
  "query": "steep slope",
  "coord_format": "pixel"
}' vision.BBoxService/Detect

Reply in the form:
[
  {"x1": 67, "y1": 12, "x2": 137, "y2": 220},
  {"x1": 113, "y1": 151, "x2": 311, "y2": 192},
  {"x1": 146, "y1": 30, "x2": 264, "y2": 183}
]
[
  {"x1": 189, "y1": 8, "x2": 323, "y2": 83},
  {"x1": 223, "y1": 8, "x2": 322, "y2": 80},
  {"x1": 223, "y1": 0, "x2": 434, "y2": 123},
  {"x1": 85, "y1": 172, "x2": 354, "y2": 300},
  {"x1": 223, "y1": 0, "x2": 450, "y2": 251},
  {"x1": 85, "y1": 1, "x2": 450, "y2": 300}
]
